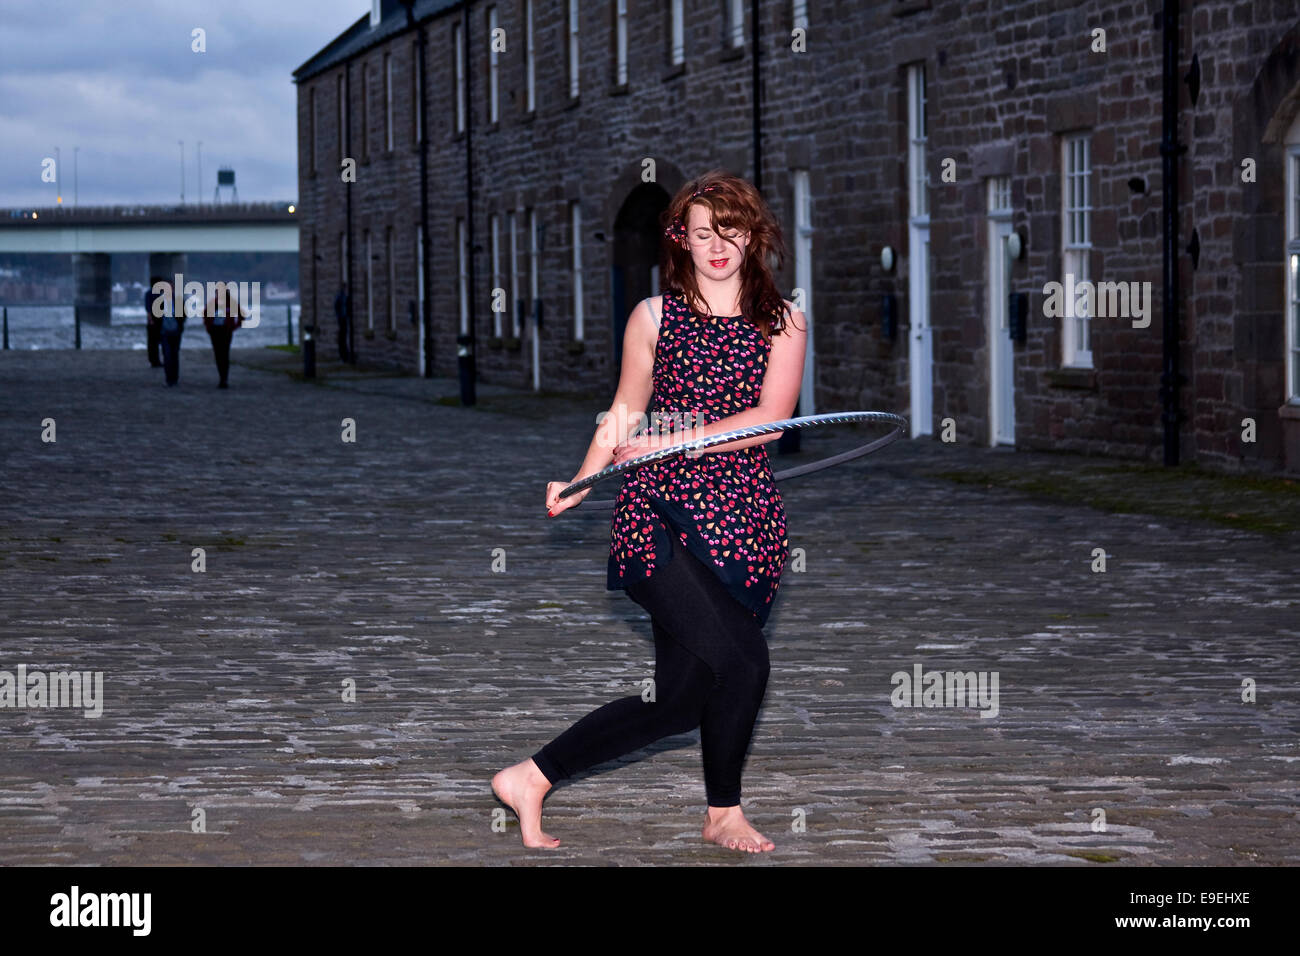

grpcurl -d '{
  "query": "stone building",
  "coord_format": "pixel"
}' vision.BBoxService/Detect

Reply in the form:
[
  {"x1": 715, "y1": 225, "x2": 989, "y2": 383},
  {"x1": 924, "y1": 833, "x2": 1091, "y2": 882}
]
[{"x1": 294, "y1": 0, "x2": 1300, "y2": 475}]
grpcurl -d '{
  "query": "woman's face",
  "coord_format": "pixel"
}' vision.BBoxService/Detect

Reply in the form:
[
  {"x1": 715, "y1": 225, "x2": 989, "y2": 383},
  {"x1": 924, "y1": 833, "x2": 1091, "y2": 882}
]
[{"x1": 683, "y1": 203, "x2": 748, "y2": 283}]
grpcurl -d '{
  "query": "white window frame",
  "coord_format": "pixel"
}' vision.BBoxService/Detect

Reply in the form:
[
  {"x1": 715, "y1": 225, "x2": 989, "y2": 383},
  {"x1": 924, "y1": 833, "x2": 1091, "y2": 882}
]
[
  {"x1": 416, "y1": 227, "x2": 426, "y2": 374},
  {"x1": 670, "y1": 0, "x2": 684, "y2": 65},
  {"x1": 490, "y1": 212, "x2": 502, "y2": 336},
  {"x1": 528, "y1": 206, "x2": 539, "y2": 329},
  {"x1": 908, "y1": 63, "x2": 928, "y2": 220},
  {"x1": 387, "y1": 225, "x2": 396, "y2": 330},
  {"x1": 412, "y1": 42, "x2": 422, "y2": 144},
  {"x1": 1062, "y1": 133, "x2": 1093, "y2": 368},
  {"x1": 458, "y1": 217, "x2": 469, "y2": 336},
  {"x1": 525, "y1": 0, "x2": 536, "y2": 113},
  {"x1": 793, "y1": 168, "x2": 814, "y2": 415},
  {"x1": 615, "y1": 0, "x2": 628, "y2": 86},
  {"x1": 415, "y1": 229, "x2": 424, "y2": 310},
  {"x1": 488, "y1": 5, "x2": 499, "y2": 124},
  {"x1": 508, "y1": 210, "x2": 520, "y2": 337},
  {"x1": 384, "y1": 52, "x2": 393, "y2": 151},
  {"x1": 727, "y1": 0, "x2": 744, "y2": 48},
  {"x1": 338, "y1": 73, "x2": 347, "y2": 158},
  {"x1": 454, "y1": 22, "x2": 465, "y2": 134},
  {"x1": 568, "y1": 0, "x2": 580, "y2": 99},
  {"x1": 1286, "y1": 113, "x2": 1300, "y2": 401},
  {"x1": 571, "y1": 201, "x2": 584, "y2": 340},
  {"x1": 793, "y1": 0, "x2": 808, "y2": 33},
  {"x1": 365, "y1": 229, "x2": 374, "y2": 330},
  {"x1": 309, "y1": 87, "x2": 317, "y2": 173},
  {"x1": 360, "y1": 63, "x2": 369, "y2": 160}
]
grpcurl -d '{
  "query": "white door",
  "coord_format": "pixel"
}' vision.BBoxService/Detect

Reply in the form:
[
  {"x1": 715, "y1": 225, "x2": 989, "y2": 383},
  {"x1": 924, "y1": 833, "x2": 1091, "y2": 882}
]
[
  {"x1": 793, "y1": 170, "x2": 815, "y2": 414},
  {"x1": 987, "y1": 221, "x2": 1019, "y2": 444},
  {"x1": 908, "y1": 224, "x2": 932, "y2": 437}
]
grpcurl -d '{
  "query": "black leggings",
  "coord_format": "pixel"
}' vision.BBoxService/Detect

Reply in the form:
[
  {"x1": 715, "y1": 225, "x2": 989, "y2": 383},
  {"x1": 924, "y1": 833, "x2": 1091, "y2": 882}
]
[{"x1": 532, "y1": 526, "x2": 770, "y2": 807}]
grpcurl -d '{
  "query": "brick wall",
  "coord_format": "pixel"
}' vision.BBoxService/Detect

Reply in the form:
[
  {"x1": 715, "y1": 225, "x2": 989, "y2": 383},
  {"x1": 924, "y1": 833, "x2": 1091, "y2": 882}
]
[{"x1": 296, "y1": 0, "x2": 1300, "y2": 474}]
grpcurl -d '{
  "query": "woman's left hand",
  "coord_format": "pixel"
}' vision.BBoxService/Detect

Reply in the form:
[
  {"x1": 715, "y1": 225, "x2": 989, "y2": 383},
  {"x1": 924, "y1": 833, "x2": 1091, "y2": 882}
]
[
  {"x1": 611, "y1": 432, "x2": 657, "y2": 466},
  {"x1": 612, "y1": 431, "x2": 703, "y2": 466}
]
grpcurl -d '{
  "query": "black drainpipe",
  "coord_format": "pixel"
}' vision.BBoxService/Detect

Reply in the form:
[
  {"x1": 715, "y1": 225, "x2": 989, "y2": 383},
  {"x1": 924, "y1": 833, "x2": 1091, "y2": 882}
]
[{"x1": 1159, "y1": 0, "x2": 1185, "y2": 464}]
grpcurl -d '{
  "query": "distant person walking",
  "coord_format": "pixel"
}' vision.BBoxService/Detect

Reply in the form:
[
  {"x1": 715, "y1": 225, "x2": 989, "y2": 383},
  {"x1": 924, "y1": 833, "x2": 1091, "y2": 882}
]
[
  {"x1": 204, "y1": 285, "x2": 245, "y2": 389},
  {"x1": 144, "y1": 276, "x2": 164, "y2": 367},
  {"x1": 156, "y1": 281, "x2": 186, "y2": 386},
  {"x1": 334, "y1": 283, "x2": 350, "y2": 362}
]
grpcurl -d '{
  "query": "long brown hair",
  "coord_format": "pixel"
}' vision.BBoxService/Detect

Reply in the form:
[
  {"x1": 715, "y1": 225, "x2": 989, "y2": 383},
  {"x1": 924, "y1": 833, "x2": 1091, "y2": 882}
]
[{"x1": 660, "y1": 169, "x2": 792, "y2": 343}]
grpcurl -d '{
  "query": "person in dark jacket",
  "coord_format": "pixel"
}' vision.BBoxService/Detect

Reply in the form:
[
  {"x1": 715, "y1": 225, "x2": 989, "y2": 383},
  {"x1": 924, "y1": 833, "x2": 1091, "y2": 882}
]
[
  {"x1": 154, "y1": 280, "x2": 186, "y2": 386},
  {"x1": 144, "y1": 276, "x2": 164, "y2": 367},
  {"x1": 334, "y1": 283, "x2": 350, "y2": 362},
  {"x1": 204, "y1": 285, "x2": 245, "y2": 389}
]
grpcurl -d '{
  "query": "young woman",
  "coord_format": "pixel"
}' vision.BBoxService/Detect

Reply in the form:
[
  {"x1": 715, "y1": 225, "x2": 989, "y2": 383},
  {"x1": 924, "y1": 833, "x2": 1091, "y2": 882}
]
[
  {"x1": 493, "y1": 170, "x2": 807, "y2": 853},
  {"x1": 203, "y1": 285, "x2": 245, "y2": 389}
]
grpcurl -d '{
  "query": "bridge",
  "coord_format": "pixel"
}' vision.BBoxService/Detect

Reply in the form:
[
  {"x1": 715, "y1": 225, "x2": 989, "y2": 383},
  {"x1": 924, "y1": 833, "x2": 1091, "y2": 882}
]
[{"x1": 0, "y1": 202, "x2": 299, "y2": 323}]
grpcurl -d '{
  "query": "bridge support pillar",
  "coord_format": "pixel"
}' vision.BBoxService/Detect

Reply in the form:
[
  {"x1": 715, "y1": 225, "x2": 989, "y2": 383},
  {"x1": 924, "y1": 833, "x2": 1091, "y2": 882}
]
[
  {"x1": 72, "y1": 252, "x2": 112, "y2": 326},
  {"x1": 147, "y1": 252, "x2": 187, "y2": 288}
]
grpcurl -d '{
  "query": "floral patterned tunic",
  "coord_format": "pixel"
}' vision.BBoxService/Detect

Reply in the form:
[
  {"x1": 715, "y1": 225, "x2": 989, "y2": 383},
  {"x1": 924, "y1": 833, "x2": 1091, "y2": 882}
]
[{"x1": 606, "y1": 290, "x2": 790, "y2": 627}]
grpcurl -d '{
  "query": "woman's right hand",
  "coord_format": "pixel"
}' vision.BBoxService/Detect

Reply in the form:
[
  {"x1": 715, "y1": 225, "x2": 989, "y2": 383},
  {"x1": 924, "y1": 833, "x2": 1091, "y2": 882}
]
[{"x1": 546, "y1": 480, "x2": 590, "y2": 517}]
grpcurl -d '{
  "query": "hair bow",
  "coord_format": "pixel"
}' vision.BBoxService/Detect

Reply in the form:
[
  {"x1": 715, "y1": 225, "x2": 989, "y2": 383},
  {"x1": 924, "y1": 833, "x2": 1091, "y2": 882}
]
[{"x1": 664, "y1": 183, "x2": 719, "y2": 246}]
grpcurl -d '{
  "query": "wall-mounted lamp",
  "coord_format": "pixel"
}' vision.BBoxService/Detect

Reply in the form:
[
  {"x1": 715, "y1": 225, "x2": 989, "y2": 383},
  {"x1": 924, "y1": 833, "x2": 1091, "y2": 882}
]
[
  {"x1": 880, "y1": 245, "x2": 896, "y2": 272},
  {"x1": 1006, "y1": 229, "x2": 1024, "y2": 260}
]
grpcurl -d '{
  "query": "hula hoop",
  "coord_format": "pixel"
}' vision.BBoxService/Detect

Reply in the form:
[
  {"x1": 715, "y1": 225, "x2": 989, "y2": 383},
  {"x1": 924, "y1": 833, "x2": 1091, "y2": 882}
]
[{"x1": 558, "y1": 410, "x2": 908, "y2": 508}]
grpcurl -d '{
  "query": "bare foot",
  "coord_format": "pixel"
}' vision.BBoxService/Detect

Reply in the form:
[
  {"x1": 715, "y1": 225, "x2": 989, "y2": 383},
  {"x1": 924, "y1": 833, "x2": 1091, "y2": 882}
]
[
  {"x1": 701, "y1": 805, "x2": 775, "y2": 853},
  {"x1": 492, "y1": 759, "x2": 560, "y2": 849}
]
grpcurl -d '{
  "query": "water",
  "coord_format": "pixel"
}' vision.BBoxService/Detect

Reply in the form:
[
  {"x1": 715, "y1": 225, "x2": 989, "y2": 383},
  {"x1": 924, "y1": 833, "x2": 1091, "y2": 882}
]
[{"x1": 0, "y1": 305, "x2": 302, "y2": 351}]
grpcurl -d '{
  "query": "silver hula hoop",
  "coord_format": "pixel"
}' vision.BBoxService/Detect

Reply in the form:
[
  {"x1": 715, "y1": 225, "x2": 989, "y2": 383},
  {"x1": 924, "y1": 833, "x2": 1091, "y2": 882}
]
[{"x1": 558, "y1": 410, "x2": 909, "y2": 508}]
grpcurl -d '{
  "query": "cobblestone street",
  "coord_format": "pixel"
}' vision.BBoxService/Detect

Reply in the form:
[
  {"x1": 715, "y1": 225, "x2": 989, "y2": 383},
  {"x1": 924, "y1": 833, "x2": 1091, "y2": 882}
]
[{"x1": 1, "y1": 348, "x2": 1297, "y2": 865}]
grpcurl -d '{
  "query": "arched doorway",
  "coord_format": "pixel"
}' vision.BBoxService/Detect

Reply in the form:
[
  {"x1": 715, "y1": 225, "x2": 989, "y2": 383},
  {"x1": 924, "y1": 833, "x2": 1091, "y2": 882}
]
[{"x1": 609, "y1": 182, "x2": 670, "y2": 376}]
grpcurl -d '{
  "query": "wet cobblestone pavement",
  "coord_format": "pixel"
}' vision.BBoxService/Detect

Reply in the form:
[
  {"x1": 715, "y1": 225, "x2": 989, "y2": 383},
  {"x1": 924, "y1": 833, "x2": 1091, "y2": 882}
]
[{"x1": 1, "y1": 348, "x2": 1297, "y2": 865}]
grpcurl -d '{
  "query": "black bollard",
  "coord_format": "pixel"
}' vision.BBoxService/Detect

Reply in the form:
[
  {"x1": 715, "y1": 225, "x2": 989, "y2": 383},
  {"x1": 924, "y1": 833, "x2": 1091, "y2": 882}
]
[
  {"x1": 287, "y1": 304, "x2": 293, "y2": 346},
  {"x1": 303, "y1": 325, "x2": 316, "y2": 378},
  {"x1": 2, "y1": 306, "x2": 7, "y2": 350},
  {"x1": 74, "y1": 306, "x2": 82, "y2": 349}
]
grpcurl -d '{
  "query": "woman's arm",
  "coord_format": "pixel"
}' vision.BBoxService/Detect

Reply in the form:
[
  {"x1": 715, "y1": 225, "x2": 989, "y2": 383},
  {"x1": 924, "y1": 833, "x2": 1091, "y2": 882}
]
[{"x1": 570, "y1": 298, "x2": 659, "y2": 481}]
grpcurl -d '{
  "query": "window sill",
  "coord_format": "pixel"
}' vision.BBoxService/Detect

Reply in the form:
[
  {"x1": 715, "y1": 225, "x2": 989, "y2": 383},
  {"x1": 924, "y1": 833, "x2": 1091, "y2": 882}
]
[
  {"x1": 892, "y1": 0, "x2": 932, "y2": 14},
  {"x1": 521, "y1": 109, "x2": 536, "y2": 124},
  {"x1": 486, "y1": 119, "x2": 500, "y2": 133},
  {"x1": 720, "y1": 45, "x2": 745, "y2": 62},
  {"x1": 1045, "y1": 367, "x2": 1097, "y2": 390},
  {"x1": 662, "y1": 62, "x2": 685, "y2": 82},
  {"x1": 564, "y1": 94, "x2": 580, "y2": 110},
  {"x1": 503, "y1": 335, "x2": 522, "y2": 351},
  {"x1": 363, "y1": 328, "x2": 376, "y2": 340},
  {"x1": 566, "y1": 339, "x2": 585, "y2": 355},
  {"x1": 609, "y1": 81, "x2": 628, "y2": 96},
  {"x1": 384, "y1": 328, "x2": 397, "y2": 340}
]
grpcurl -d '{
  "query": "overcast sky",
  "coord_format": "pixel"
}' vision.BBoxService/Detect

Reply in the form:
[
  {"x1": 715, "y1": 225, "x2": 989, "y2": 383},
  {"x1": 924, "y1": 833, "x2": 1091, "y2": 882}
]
[{"x1": 0, "y1": 0, "x2": 366, "y2": 208}]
